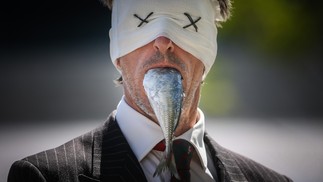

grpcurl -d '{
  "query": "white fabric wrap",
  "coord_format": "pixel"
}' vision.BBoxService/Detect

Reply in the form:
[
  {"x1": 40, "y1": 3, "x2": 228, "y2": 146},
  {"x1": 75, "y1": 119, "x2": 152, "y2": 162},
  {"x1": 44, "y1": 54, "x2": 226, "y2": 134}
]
[{"x1": 109, "y1": 0, "x2": 221, "y2": 78}]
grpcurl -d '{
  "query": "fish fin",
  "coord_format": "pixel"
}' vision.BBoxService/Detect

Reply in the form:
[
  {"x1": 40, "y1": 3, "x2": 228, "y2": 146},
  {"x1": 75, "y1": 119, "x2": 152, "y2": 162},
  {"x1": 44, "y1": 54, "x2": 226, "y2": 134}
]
[
  {"x1": 153, "y1": 158, "x2": 180, "y2": 180},
  {"x1": 153, "y1": 158, "x2": 167, "y2": 177}
]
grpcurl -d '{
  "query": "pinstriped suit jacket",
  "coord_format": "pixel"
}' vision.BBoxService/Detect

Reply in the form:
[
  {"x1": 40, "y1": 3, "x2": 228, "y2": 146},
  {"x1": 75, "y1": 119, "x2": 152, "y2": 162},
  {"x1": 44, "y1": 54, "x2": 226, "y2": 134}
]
[{"x1": 8, "y1": 112, "x2": 292, "y2": 182}]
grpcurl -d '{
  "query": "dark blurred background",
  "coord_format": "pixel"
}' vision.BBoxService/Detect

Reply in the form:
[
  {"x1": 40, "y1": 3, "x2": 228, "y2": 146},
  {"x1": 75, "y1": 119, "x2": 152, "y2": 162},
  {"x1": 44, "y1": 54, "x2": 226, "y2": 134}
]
[
  {"x1": 1, "y1": 0, "x2": 117, "y2": 123},
  {"x1": 1, "y1": 0, "x2": 322, "y2": 181}
]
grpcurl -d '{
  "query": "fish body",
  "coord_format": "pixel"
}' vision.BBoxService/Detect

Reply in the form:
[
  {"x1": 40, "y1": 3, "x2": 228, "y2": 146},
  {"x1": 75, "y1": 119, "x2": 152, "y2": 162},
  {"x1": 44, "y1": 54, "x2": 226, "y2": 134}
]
[{"x1": 143, "y1": 68, "x2": 183, "y2": 179}]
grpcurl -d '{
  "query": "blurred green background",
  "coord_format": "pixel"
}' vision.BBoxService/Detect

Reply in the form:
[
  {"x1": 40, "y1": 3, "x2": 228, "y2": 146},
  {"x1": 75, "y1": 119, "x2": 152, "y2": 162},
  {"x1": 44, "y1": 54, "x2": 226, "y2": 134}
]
[{"x1": 200, "y1": 0, "x2": 323, "y2": 118}]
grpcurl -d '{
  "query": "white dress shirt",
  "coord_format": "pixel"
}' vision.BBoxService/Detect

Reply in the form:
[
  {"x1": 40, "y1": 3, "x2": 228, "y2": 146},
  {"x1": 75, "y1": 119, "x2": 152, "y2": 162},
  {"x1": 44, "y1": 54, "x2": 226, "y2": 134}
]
[{"x1": 116, "y1": 97, "x2": 217, "y2": 181}]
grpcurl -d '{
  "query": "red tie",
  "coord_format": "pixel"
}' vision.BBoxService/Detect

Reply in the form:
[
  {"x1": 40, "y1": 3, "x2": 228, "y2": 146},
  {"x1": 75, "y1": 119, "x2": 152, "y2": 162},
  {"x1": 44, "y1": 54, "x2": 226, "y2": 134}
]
[{"x1": 153, "y1": 140, "x2": 166, "y2": 151}]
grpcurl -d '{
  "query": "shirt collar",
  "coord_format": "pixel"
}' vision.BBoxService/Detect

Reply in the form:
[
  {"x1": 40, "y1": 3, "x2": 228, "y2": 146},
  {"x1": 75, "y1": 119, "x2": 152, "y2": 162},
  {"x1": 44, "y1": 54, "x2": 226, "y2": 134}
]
[{"x1": 115, "y1": 97, "x2": 208, "y2": 170}]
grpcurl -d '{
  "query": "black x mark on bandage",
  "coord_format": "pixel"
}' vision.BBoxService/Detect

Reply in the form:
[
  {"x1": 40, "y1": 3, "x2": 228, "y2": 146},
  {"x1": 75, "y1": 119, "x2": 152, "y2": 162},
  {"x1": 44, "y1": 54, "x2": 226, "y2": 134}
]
[
  {"x1": 133, "y1": 12, "x2": 154, "y2": 27},
  {"x1": 183, "y1": 13, "x2": 201, "y2": 32}
]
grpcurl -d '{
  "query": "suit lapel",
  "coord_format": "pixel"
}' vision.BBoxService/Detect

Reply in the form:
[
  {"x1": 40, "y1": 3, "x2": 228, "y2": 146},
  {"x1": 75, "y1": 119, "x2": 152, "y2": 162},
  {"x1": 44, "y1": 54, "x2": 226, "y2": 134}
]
[
  {"x1": 79, "y1": 112, "x2": 147, "y2": 182},
  {"x1": 100, "y1": 113, "x2": 147, "y2": 181},
  {"x1": 204, "y1": 133, "x2": 248, "y2": 182}
]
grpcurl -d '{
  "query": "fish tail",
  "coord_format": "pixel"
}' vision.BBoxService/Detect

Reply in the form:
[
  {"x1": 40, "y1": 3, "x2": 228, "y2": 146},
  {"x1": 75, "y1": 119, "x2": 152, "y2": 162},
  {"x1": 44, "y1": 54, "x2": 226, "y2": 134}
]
[
  {"x1": 153, "y1": 156, "x2": 180, "y2": 180},
  {"x1": 153, "y1": 158, "x2": 167, "y2": 177},
  {"x1": 153, "y1": 159, "x2": 180, "y2": 179}
]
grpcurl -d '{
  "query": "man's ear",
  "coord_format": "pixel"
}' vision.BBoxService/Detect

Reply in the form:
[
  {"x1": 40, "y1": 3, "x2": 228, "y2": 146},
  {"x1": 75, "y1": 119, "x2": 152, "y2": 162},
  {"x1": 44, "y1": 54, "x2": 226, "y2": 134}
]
[{"x1": 115, "y1": 58, "x2": 122, "y2": 70}]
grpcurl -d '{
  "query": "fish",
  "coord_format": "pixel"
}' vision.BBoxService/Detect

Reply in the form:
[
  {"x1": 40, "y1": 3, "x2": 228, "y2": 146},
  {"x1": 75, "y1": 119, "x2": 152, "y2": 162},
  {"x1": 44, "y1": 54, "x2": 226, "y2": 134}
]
[{"x1": 143, "y1": 67, "x2": 183, "y2": 179}]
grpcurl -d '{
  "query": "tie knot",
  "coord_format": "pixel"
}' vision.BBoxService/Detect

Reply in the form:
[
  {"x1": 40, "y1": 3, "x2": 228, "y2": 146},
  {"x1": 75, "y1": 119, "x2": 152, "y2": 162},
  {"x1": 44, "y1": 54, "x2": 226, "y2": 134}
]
[{"x1": 153, "y1": 140, "x2": 166, "y2": 151}]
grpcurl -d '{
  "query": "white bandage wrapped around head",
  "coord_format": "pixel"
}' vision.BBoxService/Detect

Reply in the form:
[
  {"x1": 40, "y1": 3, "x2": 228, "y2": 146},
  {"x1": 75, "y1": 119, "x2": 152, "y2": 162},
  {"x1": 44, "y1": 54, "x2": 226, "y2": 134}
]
[{"x1": 109, "y1": 0, "x2": 223, "y2": 78}]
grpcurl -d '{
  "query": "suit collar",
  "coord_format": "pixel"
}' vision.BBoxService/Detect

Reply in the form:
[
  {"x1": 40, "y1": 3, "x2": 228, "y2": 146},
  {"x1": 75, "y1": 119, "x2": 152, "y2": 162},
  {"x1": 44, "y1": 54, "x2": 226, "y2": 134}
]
[
  {"x1": 204, "y1": 133, "x2": 248, "y2": 182},
  {"x1": 116, "y1": 98, "x2": 164, "y2": 161},
  {"x1": 116, "y1": 98, "x2": 209, "y2": 170},
  {"x1": 79, "y1": 111, "x2": 147, "y2": 182}
]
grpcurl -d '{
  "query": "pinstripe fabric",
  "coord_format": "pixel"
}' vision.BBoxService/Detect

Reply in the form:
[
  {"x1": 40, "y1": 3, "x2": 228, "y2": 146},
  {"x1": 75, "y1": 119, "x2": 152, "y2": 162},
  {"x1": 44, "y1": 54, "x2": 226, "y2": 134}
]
[
  {"x1": 8, "y1": 112, "x2": 146, "y2": 182},
  {"x1": 99, "y1": 119, "x2": 147, "y2": 182},
  {"x1": 8, "y1": 126, "x2": 97, "y2": 182},
  {"x1": 8, "y1": 160, "x2": 46, "y2": 182},
  {"x1": 8, "y1": 112, "x2": 292, "y2": 182}
]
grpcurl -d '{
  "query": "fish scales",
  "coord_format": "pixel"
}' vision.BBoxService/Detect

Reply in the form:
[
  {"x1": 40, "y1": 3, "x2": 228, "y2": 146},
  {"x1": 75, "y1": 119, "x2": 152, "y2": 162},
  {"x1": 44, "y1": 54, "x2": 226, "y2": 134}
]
[{"x1": 143, "y1": 68, "x2": 183, "y2": 179}]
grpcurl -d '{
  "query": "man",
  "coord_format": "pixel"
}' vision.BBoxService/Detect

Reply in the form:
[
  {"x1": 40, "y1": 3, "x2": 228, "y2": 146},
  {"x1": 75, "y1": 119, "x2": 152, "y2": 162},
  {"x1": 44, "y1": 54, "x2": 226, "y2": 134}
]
[{"x1": 8, "y1": 0, "x2": 293, "y2": 181}]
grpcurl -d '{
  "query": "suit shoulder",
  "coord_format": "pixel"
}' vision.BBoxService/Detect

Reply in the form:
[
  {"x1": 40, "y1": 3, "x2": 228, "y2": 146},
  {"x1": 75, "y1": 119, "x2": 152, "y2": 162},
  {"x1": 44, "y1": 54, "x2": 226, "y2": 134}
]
[
  {"x1": 204, "y1": 134, "x2": 293, "y2": 182},
  {"x1": 11, "y1": 120, "x2": 109, "y2": 182},
  {"x1": 227, "y1": 150, "x2": 293, "y2": 182}
]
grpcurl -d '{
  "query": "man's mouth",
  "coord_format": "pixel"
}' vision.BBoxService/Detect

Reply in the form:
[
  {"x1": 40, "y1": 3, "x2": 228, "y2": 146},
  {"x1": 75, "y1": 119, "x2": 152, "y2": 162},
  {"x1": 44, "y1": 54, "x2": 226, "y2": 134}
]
[{"x1": 145, "y1": 66, "x2": 184, "y2": 81}]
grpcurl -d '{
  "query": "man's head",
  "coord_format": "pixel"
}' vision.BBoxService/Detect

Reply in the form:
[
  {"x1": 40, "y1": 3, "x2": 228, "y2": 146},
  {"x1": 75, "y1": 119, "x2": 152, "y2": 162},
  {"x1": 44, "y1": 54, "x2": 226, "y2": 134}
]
[
  {"x1": 102, "y1": 0, "x2": 232, "y2": 135},
  {"x1": 106, "y1": 0, "x2": 232, "y2": 79}
]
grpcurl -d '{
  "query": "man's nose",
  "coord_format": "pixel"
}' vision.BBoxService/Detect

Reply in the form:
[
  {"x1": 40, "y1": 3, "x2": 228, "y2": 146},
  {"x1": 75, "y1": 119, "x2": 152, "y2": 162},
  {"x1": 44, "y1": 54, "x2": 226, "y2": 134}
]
[{"x1": 153, "y1": 36, "x2": 174, "y2": 54}]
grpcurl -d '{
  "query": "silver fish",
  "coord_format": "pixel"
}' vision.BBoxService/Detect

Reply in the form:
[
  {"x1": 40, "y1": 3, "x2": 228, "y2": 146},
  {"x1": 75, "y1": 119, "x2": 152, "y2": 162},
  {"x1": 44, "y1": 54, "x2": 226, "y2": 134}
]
[{"x1": 143, "y1": 68, "x2": 183, "y2": 179}]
